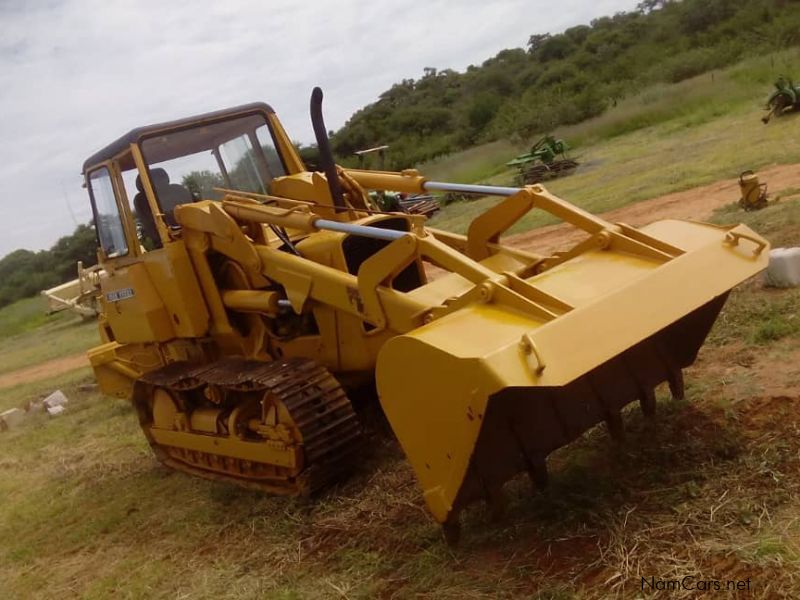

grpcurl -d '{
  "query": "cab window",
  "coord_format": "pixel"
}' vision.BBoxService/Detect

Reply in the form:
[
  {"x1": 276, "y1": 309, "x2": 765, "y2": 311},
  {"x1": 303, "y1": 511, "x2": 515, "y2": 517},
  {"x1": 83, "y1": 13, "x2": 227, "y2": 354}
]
[
  {"x1": 89, "y1": 167, "x2": 128, "y2": 257},
  {"x1": 255, "y1": 124, "x2": 286, "y2": 179},
  {"x1": 220, "y1": 133, "x2": 268, "y2": 193},
  {"x1": 139, "y1": 113, "x2": 285, "y2": 226}
]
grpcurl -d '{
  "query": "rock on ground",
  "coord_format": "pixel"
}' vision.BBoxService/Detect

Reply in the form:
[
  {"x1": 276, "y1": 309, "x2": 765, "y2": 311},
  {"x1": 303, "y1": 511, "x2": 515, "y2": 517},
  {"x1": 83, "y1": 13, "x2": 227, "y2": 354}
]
[
  {"x1": 43, "y1": 390, "x2": 69, "y2": 409},
  {"x1": 0, "y1": 408, "x2": 25, "y2": 431},
  {"x1": 765, "y1": 247, "x2": 800, "y2": 288},
  {"x1": 46, "y1": 405, "x2": 66, "y2": 417}
]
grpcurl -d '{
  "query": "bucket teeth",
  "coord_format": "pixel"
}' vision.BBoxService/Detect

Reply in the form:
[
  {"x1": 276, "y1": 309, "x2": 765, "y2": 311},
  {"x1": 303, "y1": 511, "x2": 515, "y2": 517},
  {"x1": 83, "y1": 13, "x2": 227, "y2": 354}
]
[
  {"x1": 425, "y1": 295, "x2": 732, "y2": 535},
  {"x1": 486, "y1": 486, "x2": 508, "y2": 521},
  {"x1": 668, "y1": 369, "x2": 685, "y2": 400},
  {"x1": 527, "y1": 457, "x2": 549, "y2": 491},
  {"x1": 605, "y1": 411, "x2": 625, "y2": 441},
  {"x1": 639, "y1": 387, "x2": 657, "y2": 416},
  {"x1": 442, "y1": 516, "x2": 461, "y2": 546}
]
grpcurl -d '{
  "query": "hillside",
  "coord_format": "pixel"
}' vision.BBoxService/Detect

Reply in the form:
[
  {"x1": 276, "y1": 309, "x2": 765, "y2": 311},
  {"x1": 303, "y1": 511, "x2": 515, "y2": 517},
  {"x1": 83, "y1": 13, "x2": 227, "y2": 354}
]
[
  {"x1": 331, "y1": 0, "x2": 800, "y2": 168},
  {"x1": 424, "y1": 50, "x2": 800, "y2": 235}
]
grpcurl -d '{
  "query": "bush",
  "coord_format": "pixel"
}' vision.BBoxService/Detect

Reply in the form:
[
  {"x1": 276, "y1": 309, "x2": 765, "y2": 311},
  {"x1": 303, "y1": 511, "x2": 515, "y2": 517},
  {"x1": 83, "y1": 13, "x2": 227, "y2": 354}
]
[
  {"x1": 332, "y1": 0, "x2": 800, "y2": 168},
  {"x1": 0, "y1": 224, "x2": 97, "y2": 309},
  {"x1": 467, "y1": 93, "x2": 502, "y2": 130}
]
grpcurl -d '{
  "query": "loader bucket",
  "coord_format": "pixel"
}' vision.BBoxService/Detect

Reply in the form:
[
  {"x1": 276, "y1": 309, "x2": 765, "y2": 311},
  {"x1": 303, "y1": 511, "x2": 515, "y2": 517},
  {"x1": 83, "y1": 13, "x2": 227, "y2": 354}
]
[{"x1": 376, "y1": 218, "x2": 768, "y2": 532}]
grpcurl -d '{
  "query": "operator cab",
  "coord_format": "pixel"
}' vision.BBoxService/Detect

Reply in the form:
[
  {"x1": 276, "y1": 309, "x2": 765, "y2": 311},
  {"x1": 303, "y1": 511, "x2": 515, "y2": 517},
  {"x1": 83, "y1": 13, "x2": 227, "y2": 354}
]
[
  {"x1": 82, "y1": 103, "x2": 301, "y2": 258},
  {"x1": 80, "y1": 100, "x2": 424, "y2": 349}
]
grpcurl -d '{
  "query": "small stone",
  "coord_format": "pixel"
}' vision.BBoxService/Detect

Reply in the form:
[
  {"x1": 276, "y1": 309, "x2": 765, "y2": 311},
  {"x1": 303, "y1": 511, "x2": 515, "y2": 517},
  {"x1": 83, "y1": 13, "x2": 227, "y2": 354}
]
[
  {"x1": 46, "y1": 405, "x2": 66, "y2": 417},
  {"x1": 0, "y1": 408, "x2": 25, "y2": 431},
  {"x1": 43, "y1": 390, "x2": 69, "y2": 409},
  {"x1": 78, "y1": 383, "x2": 99, "y2": 392},
  {"x1": 24, "y1": 400, "x2": 44, "y2": 413},
  {"x1": 764, "y1": 247, "x2": 800, "y2": 288}
]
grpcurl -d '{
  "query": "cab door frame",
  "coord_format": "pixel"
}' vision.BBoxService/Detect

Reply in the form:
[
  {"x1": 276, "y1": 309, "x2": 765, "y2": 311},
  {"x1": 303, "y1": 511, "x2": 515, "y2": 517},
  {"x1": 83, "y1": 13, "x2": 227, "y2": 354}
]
[
  {"x1": 85, "y1": 158, "x2": 141, "y2": 270},
  {"x1": 130, "y1": 143, "x2": 175, "y2": 249}
]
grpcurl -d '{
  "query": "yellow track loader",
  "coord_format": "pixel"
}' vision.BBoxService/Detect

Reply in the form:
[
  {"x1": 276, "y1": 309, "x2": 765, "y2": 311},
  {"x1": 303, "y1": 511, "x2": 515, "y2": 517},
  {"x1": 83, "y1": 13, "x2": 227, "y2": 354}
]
[{"x1": 83, "y1": 88, "x2": 768, "y2": 540}]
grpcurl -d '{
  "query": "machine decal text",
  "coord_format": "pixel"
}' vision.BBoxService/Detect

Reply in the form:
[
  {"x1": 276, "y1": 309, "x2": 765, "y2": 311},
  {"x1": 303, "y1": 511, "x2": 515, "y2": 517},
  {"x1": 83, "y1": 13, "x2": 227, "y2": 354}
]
[{"x1": 106, "y1": 288, "x2": 135, "y2": 302}]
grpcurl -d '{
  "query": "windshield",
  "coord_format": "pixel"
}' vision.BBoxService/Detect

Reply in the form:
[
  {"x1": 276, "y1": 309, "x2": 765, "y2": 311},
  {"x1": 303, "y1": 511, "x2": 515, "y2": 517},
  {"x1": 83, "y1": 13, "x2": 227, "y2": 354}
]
[
  {"x1": 137, "y1": 113, "x2": 286, "y2": 225},
  {"x1": 89, "y1": 167, "x2": 128, "y2": 258}
]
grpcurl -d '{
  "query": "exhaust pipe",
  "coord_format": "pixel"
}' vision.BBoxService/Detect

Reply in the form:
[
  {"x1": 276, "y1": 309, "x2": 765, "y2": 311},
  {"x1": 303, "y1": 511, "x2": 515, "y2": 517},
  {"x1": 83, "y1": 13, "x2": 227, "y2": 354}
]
[{"x1": 310, "y1": 87, "x2": 347, "y2": 213}]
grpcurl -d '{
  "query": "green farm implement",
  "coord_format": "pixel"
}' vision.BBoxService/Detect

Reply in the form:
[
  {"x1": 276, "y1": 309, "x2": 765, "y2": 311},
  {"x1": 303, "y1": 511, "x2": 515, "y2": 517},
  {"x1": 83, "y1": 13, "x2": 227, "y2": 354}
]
[
  {"x1": 762, "y1": 76, "x2": 800, "y2": 124},
  {"x1": 506, "y1": 135, "x2": 578, "y2": 185}
]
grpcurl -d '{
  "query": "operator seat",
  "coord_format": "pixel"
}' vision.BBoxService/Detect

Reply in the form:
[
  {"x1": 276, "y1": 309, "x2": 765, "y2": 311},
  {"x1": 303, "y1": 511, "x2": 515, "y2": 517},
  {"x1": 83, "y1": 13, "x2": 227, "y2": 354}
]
[
  {"x1": 148, "y1": 167, "x2": 192, "y2": 226},
  {"x1": 133, "y1": 176, "x2": 159, "y2": 245}
]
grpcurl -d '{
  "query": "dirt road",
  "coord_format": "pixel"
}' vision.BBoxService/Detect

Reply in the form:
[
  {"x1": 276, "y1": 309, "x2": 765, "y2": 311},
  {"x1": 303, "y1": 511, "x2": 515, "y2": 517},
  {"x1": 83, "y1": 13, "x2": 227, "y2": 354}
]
[
  {"x1": 510, "y1": 162, "x2": 800, "y2": 254},
  {"x1": 0, "y1": 353, "x2": 88, "y2": 390}
]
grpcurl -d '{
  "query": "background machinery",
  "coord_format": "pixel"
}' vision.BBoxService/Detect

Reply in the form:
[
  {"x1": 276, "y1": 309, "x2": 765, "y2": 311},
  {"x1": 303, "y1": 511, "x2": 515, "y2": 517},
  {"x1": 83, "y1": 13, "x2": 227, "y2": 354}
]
[
  {"x1": 506, "y1": 135, "x2": 579, "y2": 185},
  {"x1": 41, "y1": 262, "x2": 101, "y2": 319},
  {"x1": 83, "y1": 88, "x2": 768, "y2": 540},
  {"x1": 356, "y1": 145, "x2": 439, "y2": 217},
  {"x1": 762, "y1": 76, "x2": 800, "y2": 123}
]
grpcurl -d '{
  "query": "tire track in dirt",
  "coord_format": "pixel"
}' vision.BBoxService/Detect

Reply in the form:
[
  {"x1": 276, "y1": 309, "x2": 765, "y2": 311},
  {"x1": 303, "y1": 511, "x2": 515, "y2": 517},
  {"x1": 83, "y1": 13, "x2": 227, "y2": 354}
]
[{"x1": 0, "y1": 353, "x2": 89, "y2": 390}]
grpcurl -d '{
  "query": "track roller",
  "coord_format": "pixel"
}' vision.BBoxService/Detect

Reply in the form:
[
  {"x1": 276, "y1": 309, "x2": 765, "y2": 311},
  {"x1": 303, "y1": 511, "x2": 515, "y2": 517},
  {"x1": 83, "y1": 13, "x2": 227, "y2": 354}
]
[{"x1": 133, "y1": 357, "x2": 362, "y2": 495}]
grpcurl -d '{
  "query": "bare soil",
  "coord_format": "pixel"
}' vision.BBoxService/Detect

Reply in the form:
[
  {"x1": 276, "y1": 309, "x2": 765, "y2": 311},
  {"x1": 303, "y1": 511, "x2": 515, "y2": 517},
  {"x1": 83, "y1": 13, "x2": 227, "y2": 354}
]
[
  {"x1": 509, "y1": 162, "x2": 800, "y2": 254},
  {"x1": 0, "y1": 352, "x2": 88, "y2": 390}
]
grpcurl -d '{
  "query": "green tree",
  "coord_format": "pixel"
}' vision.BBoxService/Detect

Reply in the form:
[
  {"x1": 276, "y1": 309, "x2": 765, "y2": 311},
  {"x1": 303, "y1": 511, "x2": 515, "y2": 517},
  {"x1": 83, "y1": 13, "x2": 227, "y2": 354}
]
[
  {"x1": 182, "y1": 170, "x2": 225, "y2": 200},
  {"x1": 330, "y1": 0, "x2": 800, "y2": 169},
  {"x1": 0, "y1": 222, "x2": 99, "y2": 308}
]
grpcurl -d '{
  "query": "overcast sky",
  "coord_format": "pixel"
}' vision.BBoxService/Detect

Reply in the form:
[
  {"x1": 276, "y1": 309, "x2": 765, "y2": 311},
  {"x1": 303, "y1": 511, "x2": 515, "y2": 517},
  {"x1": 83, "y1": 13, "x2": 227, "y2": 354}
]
[{"x1": 0, "y1": 0, "x2": 639, "y2": 258}]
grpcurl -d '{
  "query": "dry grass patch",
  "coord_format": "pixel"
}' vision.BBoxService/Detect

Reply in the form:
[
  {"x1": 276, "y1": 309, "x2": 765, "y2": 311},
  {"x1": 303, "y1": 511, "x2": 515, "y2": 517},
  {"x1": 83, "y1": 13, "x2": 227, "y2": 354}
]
[
  {"x1": 4, "y1": 358, "x2": 800, "y2": 598},
  {"x1": 0, "y1": 296, "x2": 97, "y2": 376}
]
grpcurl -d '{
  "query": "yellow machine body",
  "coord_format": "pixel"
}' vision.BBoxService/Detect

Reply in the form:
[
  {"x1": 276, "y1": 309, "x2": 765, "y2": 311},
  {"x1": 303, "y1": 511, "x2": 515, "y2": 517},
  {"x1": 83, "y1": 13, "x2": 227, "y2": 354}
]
[{"x1": 81, "y1": 101, "x2": 769, "y2": 535}]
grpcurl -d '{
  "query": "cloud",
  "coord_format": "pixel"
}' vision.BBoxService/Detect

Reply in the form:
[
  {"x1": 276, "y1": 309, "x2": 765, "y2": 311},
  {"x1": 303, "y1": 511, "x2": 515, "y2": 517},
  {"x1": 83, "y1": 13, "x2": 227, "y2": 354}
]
[{"x1": 0, "y1": 0, "x2": 639, "y2": 257}]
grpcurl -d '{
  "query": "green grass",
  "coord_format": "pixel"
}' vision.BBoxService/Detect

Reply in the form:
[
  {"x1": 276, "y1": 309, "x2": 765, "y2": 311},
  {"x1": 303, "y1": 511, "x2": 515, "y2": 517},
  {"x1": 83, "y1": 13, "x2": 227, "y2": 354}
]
[
  {"x1": 0, "y1": 313, "x2": 97, "y2": 377},
  {"x1": 426, "y1": 50, "x2": 800, "y2": 235},
  {"x1": 712, "y1": 196, "x2": 800, "y2": 248},
  {"x1": 418, "y1": 139, "x2": 524, "y2": 184},
  {"x1": 709, "y1": 275, "x2": 800, "y2": 347},
  {"x1": 558, "y1": 50, "x2": 798, "y2": 147},
  {"x1": 706, "y1": 199, "x2": 800, "y2": 347},
  {"x1": 0, "y1": 296, "x2": 62, "y2": 338},
  {"x1": 0, "y1": 381, "x2": 466, "y2": 598},
  {"x1": 0, "y1": 294, "x2": 98, "y2": 378}
]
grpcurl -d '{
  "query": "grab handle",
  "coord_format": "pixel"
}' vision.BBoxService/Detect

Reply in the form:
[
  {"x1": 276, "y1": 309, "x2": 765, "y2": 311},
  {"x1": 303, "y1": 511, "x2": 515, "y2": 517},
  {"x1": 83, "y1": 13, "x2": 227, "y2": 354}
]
[
  {"x1": 725, "y1": 231, "x2": 767, "y2": 256},
  {"x1": 520, "y1": 333, "x2": 546, "y2": 375}
]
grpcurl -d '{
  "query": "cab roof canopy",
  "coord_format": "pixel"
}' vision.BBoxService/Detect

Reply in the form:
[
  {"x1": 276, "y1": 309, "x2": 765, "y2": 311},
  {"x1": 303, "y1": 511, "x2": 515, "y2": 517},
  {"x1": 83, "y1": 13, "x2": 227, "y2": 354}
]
[{"x1": 82, "y1": 102, "x2": 275, "y2": 174}]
